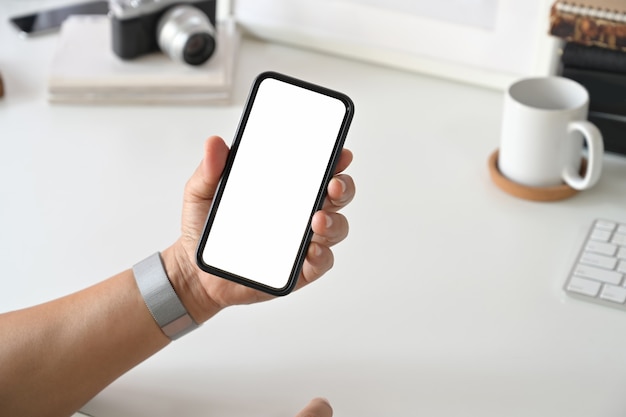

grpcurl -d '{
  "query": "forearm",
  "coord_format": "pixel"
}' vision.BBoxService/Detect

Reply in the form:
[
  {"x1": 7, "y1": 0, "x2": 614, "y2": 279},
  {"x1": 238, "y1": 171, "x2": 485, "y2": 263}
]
[
  {"x1": 0, "y1": 268, "x2": 168, "y2": 417},
  {"x1": 0, "y1": 239, "x2": 224, "y2": 417},
  {"x1": 0, "y1": 134, "x2": 353, "y2": 417}
]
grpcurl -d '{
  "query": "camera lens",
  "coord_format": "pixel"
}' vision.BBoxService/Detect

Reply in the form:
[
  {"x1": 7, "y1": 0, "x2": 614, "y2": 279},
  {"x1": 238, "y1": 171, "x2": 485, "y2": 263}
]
[
  {"x1": 157, "y1": 5, "x2": 216, "y2": 66},
  {"x1": 183, "y1": 33, "x2": 215, "y2": 65}
]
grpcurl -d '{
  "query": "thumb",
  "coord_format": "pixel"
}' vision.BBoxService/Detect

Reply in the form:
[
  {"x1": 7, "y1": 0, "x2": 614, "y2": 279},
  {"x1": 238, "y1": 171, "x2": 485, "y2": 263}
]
[{"x1": 186, "y1": 135, "x2": 229, "y2": 203}]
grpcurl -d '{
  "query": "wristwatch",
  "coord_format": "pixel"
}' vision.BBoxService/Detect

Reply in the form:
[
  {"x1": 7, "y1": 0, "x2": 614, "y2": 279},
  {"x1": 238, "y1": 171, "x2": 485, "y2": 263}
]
[{"x1": 133, "y1": 252, "x2": 200, "y2": 340}]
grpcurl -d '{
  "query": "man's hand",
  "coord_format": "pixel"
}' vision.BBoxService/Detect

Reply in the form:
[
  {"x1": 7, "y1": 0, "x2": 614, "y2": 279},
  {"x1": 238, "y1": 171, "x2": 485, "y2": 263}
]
[{"x1": 163, "y1": 135, "x2": 355, "y2": 322}]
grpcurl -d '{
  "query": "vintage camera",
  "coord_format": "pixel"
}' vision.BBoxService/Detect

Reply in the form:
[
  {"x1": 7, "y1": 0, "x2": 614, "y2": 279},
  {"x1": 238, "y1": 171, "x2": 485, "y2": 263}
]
[{"x1": 109, "y1": 0, "x2": 217, "y2": 66}]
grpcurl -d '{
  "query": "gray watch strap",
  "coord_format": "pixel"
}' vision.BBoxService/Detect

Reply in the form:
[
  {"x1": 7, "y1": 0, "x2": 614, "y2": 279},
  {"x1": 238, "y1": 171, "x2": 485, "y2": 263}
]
[{"x1": 133, "y1": 252, "x2": 199, "y2": 340}]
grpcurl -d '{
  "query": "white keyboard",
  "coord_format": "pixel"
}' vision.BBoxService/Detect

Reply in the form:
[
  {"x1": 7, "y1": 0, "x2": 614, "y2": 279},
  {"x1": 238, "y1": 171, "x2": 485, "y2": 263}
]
[{"x1": 565, "y1": 219, "x2": 626, "y2": 308}]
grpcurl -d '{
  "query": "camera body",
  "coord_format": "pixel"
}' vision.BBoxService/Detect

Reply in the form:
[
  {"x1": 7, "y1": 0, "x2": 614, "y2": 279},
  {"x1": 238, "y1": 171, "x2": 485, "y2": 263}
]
[{"x1": 110, "y1": 0, "x2": 217, "y2": 65}]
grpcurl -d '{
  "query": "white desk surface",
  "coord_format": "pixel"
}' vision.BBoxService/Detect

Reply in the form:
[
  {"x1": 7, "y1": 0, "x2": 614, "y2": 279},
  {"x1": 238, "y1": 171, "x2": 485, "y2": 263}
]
[{"x1": 2, "y1": 3, "x2": 626, "y2": 417}]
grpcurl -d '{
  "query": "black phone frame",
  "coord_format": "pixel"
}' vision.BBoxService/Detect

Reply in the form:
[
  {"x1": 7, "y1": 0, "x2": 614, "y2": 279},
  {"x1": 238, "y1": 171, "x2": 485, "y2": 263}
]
[{"x1": 196, "y1": 71, "x2": 354, "y2": 296}]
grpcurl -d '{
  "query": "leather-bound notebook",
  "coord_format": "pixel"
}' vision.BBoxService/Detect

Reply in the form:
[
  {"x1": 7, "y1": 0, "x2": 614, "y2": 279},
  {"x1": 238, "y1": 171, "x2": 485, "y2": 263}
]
[
  {"x1": 549, "y1": 0, "x2": 626, "y2": 51},
  {"x1": 561, "y1": 42, "x2": 626, "y2": 74},
  {"x1": 561, "y1": 66, "x2": 626, "y2": 115}
]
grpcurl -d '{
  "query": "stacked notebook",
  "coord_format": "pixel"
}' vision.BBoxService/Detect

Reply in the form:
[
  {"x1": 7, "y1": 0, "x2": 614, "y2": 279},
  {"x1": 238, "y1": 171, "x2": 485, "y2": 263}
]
[
  {"x1": 48, "y1": 15, "x2": 239, "y2": 105},
  {"x1": 549, "y1": 0, "x2": 626, "y2": 155}
]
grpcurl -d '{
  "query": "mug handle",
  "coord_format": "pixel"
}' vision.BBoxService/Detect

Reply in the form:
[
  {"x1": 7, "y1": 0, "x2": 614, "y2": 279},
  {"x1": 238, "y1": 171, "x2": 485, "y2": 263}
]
[{"x1": 562, "y1": 120, "x2": 604, "y2": 190}]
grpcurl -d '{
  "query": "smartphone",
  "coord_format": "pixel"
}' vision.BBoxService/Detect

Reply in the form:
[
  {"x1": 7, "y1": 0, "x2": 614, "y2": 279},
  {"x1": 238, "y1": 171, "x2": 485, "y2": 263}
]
[
  {"x1": 9, "y1": 1, "x2": 109, "y2": 37},
  {"x1": 196, "y1": 71, "x2": 354, "y2": 296}
]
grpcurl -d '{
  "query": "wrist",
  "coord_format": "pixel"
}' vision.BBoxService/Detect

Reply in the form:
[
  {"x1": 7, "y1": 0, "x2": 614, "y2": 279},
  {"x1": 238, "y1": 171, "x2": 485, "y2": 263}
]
[{"x1": 160, "y1": 242, "x2": 222, "y2": 324}]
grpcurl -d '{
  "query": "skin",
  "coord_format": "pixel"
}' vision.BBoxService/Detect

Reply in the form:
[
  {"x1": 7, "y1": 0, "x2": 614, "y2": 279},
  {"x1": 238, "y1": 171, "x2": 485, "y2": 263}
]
[
  {"x1": 295, "y1": 398, "x2": 334, "y2": 417},
  {"x1": 0, "y1": 136, "x2": 353, "y2": 417}
]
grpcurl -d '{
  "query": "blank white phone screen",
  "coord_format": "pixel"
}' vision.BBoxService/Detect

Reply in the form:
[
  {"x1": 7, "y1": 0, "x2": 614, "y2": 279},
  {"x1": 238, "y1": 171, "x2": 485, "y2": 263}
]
[{"x1": 201, "y1": 77, "x2": 349, "y2": 290}]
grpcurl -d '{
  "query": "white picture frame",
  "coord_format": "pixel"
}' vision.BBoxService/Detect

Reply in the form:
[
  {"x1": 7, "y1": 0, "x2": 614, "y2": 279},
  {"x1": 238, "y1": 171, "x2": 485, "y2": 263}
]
[{"x1": 233, "y1": 0, "x2": 561, "y2": 90}]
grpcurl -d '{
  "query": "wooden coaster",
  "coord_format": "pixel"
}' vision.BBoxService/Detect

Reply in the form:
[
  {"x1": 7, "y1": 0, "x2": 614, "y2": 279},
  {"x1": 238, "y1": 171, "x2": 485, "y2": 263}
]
[{"x1": 488, "y1": 149, "x2": 586, "y2": 202}]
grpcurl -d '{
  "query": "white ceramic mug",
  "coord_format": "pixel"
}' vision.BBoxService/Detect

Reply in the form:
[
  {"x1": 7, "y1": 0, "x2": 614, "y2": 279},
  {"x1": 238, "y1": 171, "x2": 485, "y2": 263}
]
[{"x1": 498, "y1": 76, "x2": 603, "y2": 190}]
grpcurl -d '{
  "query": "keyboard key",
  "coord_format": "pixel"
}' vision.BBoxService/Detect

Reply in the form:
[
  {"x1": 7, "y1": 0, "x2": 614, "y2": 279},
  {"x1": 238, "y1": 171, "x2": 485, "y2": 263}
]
[
  {"x1": 565, "y1": 219, "x2": 626, "y2": 311},
  {"x1": 580, "y1": 252, "x2": 618, "y2": 270},
  {"x1": 567, "y1": 276, "x2": 601, "y2": 297},
  {"x1": 596, "y1": 220, "x2": 617, "y2": 231},
  {"x1": 590, "y1": 229, "x2": 612, "y2": 242},
  {"x1": 600, "y1": 284, "x2": 626, "y2": 304},
  {"x1": 573, "y1": 264, "x2": 622, "y2": 285},
  {"x1": 585, "y1": 241, "x2": 618, "y2": 256},
  {"x1": 612, "y1": 233, "x2": 626, "y2": 246}
]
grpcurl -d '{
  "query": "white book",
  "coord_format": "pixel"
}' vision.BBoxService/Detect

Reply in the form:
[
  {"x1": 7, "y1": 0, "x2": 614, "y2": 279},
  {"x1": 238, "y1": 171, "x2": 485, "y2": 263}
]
[{"x1": 48, "y1": 15, "x2": 239, "y2": 104}]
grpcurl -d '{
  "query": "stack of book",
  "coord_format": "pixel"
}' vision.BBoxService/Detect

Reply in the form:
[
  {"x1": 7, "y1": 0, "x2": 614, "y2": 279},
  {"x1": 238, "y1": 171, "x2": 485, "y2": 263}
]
[
  {"x1": 48, "y1": 15, "x2": 239, "y2": 105},
  {"x1": 549, "y1": 0, "x2": 626, "y2": 155}
]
